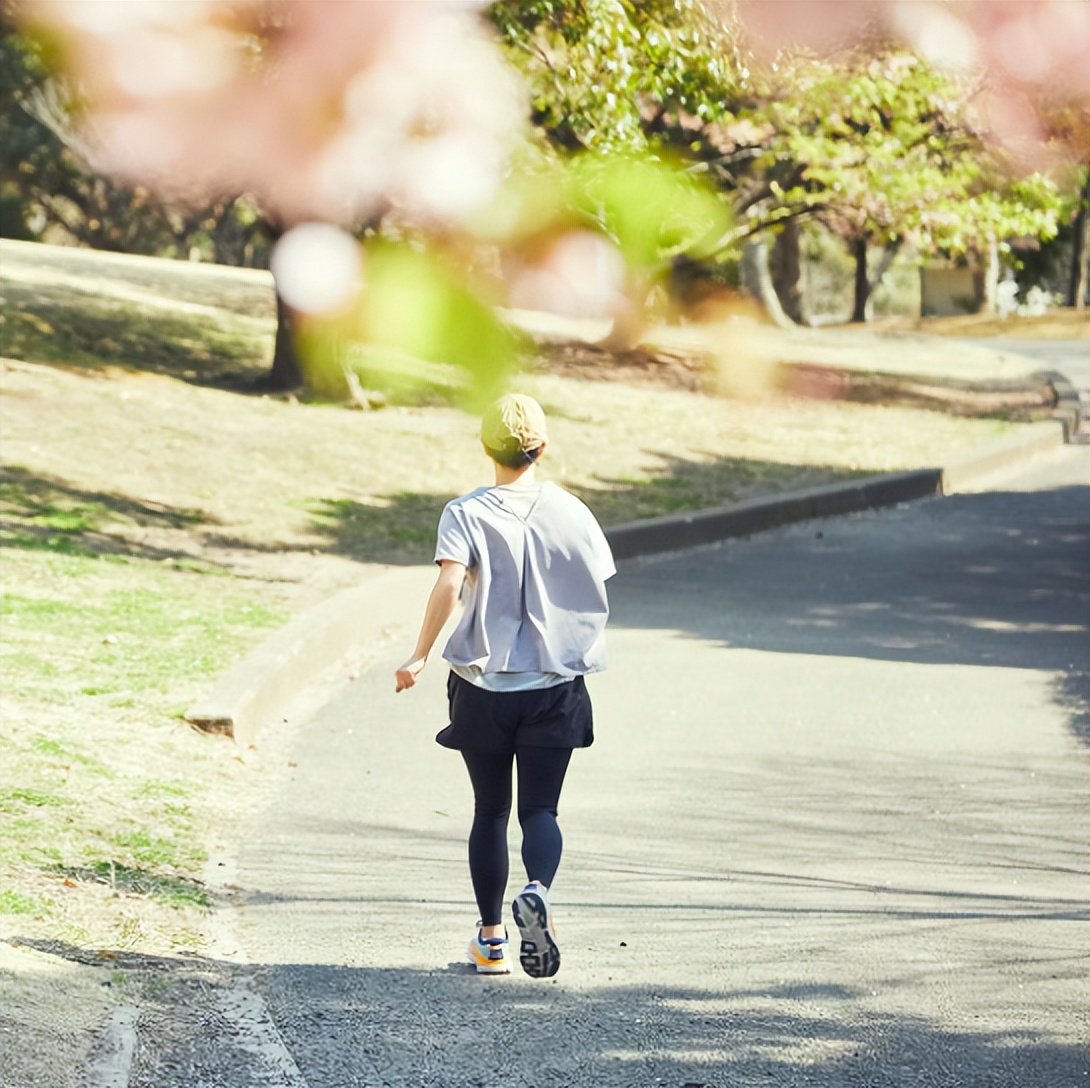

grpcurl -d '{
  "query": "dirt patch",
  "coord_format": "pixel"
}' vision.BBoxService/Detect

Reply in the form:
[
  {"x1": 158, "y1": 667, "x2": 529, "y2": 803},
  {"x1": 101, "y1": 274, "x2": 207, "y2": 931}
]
[
  {"x1": 781, "y1": 363, "x2": 1062, "y2": 420},
  {"x1": 531, "y1": 336, "x2": 1063, "y2": 420},
  {"x1": 869, "y1": 309, "x2": 1090, "y2": 340},
  {"x1": 531, "y1": 340, "x2": 711, "y2": 393}
]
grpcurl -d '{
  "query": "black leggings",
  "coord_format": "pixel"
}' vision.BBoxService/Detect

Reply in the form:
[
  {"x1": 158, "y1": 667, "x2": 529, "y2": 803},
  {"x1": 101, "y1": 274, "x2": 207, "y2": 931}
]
[{"x1": 461, "y1": 747, "x2": 573, "y2": 927}]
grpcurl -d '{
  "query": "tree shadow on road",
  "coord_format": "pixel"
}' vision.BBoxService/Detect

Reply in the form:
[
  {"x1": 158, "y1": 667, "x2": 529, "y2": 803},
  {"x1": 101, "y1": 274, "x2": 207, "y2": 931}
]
[
  {"x1": 1049, "y1": 670, "x2": 1090, "y2": 745},
  {"x1": 9, "y1": 937, "x2": 1087, "y2": 1088},
  {"x1": 611, "y1": 483, "x2": 1090, "y2": 745}
]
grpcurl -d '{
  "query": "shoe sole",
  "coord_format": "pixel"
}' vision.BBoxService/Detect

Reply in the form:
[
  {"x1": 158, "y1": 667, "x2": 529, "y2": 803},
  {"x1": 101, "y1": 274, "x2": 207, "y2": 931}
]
[
  {"x1": 512, "y1": 889, "x2": 560, "y2": 979},
  {"x1": 472, "y1": 958, "x2": 511, "y2": 975}
]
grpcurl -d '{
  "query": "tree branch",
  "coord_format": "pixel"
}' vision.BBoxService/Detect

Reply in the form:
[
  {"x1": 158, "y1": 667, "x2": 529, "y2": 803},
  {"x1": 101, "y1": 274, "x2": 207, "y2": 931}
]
[{"x1": 19, "y1": 78, "x2": 94, "y2": 163}]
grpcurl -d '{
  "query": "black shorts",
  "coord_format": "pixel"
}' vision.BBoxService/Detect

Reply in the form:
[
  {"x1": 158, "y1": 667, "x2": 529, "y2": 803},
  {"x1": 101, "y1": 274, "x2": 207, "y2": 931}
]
[{"x1": 436, "y1": 672, "x2": 594, "y2": 754}]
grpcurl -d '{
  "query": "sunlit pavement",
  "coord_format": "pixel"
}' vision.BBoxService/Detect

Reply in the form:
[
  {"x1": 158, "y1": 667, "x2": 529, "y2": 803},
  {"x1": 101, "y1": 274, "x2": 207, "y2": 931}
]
[
  {"x1": 146, "y1": 443, "x2": 1088, "y2": 1088},
  {"x1": 977, "y1": 339, "x2": 1087, "y2": 397}
]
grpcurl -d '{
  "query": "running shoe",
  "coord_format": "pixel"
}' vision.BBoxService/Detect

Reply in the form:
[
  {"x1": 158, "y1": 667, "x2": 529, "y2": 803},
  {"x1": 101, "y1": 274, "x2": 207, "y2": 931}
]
[
  {"x1": 512, "y1": 882, "x2": 560, "y2": 978},
  {"x1": 466, "y1": 927, "x2": 511, "y2": 975}
]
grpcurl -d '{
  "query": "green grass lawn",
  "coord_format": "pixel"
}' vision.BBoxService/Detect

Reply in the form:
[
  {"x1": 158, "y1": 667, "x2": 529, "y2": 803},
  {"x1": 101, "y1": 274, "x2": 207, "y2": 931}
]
[
  {"x1": 0, "y1": 238, "x2": 1047, "y2": 954},
  {"x1": 1, "y1": 544, "x2": 289, "y2": 949}
]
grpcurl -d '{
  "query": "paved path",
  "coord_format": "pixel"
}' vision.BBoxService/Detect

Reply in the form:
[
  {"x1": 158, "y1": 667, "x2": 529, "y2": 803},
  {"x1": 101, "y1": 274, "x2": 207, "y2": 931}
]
[
  {"x1": 146, "y1": 445, "x2": 1088, "y2": 1088},
  {"x1": 976, "y1": 338, "x2": 1087, "y2": 396}
]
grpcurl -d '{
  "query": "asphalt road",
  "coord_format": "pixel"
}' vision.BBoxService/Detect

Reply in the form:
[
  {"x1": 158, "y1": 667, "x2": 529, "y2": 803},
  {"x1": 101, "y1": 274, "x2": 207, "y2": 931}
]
[
  {"x1": 982, "y1": 338, "x2": 1088, "y2": 396},
  {"x1": 136, "y1": 445, "x2": 1088, "y2": 1088}
]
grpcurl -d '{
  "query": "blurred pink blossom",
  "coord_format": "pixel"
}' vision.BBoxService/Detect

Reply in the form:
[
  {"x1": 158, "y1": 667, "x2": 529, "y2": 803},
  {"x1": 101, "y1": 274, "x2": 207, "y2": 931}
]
[
  {"x1": 26, "y1": 0, "x2": 1085, "y2": 228},
  {"x1": 29, "y1": 0, "x2": 522, "y2": 226},
  {"x1": 507, "y1": 231, "x2": 628, "y2": 320}
]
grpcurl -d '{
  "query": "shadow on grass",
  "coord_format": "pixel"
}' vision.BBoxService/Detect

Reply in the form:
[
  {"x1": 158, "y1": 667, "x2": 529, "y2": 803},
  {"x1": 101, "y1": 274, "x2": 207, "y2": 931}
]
[
  {"x1": 579, "y1": 455, "x2": 863, "y2": 527},
  {"x1": 0, "y1": 464, "x2": 224, "y2": 567},
  {"x1": 301, "y1": 453, "x2": 866, "y2": 565},
  {"x1": 8, "y1": 937, "x2": 1088, "y2": 1087},
  {"x1": 50, "y1": 863, "x2": 209, "y2": 910},
  {"x1": 305, "y1": 492, "x2": 447, "y2": 563},
  {"x1": 0, "y1": 277, "x2": 272, "y2": 390},
  {"x1": 1, "y1": 274, "x2": 486, "y2": 404},
  {"x1": 0, "y1": 451, "x2": 863, "y2": 570}
]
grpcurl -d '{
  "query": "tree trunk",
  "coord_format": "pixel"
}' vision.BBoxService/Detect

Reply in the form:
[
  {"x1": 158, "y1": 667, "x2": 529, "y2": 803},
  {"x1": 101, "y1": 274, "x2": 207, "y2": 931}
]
[
  {"x1": 851, "y1": 238, "x2": 901, "y2": 323},
  {"x1": 1067, "y1": 174, "x2": 1089, "y2": 310},
  {"x1": 265, "y1": 291, "x2": 305, "y2": 392},
  {"x1": 259, "y1": 219, "x2": 305, "y2": 391},
  {"x1": 971, "y1": 237, "x2": 1000, "y2": 315},
  {"x1": 771, "y1": 220, "x2": 805, "y2": 325},
  {"x1": 850, "y1": 238, "x2": 869, "y2": 323},
  {"x1": 299, "y1": 323, "x2": 356, "y2": 402},
  {"x1": 600, "y1": 292, "x2": 645, "y2": 351},
  {"x1": 265, "y1": 297, "x2": 358, "y2": 401},
  {"x1": 741, "y1": 238, "x2": 794, "y2": 328}
]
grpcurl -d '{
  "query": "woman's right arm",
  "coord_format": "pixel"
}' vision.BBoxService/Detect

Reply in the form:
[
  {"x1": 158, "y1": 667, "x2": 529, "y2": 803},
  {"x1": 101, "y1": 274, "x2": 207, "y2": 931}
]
[{"x1": 394, "y1": 560, "x2": 467, "y2": 692}]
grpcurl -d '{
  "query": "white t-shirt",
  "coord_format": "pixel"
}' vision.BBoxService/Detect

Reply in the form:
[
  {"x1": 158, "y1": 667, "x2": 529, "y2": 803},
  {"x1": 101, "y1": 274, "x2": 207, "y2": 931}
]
[{"x1": 434, "y1": 481, "x2": 616, "y2": 688}]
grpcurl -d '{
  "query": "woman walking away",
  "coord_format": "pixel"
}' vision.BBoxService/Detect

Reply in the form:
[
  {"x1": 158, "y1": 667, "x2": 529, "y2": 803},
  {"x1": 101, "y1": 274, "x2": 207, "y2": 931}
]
[{"x1": 394, "y1": 394, "x2": 615, "y2": 978}]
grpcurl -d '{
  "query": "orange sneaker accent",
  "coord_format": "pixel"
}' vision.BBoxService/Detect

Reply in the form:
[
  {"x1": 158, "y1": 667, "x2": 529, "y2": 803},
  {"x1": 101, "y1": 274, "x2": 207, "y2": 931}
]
[{"x1": 467, "y1": 929, "x2": 511, "y2": 975}]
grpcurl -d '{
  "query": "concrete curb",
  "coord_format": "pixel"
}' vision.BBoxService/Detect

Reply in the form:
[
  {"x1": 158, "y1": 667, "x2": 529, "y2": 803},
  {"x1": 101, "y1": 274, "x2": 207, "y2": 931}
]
[
  {"x1": 185, "y1": 567, "x2": 435, "y2": 747},
  {"x1": 608, "y1": 417, "x2": 1068, "y2": 560},
  {"x1": 605, "y1": 469, "x2": 944, "y2": 561},
  {"x1": 1038, "y1": 368, "x2": 1084, "y2": 442},
  {"x1": 940, "y1": 417, "x2": 1069, "y2": 492},
  {"x1": 185, "y1": 416, "x2": 1070, "y2": 745}
]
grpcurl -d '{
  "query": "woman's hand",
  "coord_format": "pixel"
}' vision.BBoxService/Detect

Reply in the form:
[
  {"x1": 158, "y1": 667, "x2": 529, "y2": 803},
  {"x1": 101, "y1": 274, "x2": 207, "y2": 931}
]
[
  {"x1": 395, "y1": 656, "x2": 427, "y2": 692},
  {"x1": 394, "y1": 561, "x2": 466, "y2": 694}
]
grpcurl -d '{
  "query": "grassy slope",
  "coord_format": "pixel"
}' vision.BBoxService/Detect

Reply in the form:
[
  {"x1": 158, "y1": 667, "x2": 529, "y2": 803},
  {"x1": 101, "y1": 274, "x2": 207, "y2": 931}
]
[{"x1": 0, "y1": 239, "x2": 1056, "y2": 954}]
